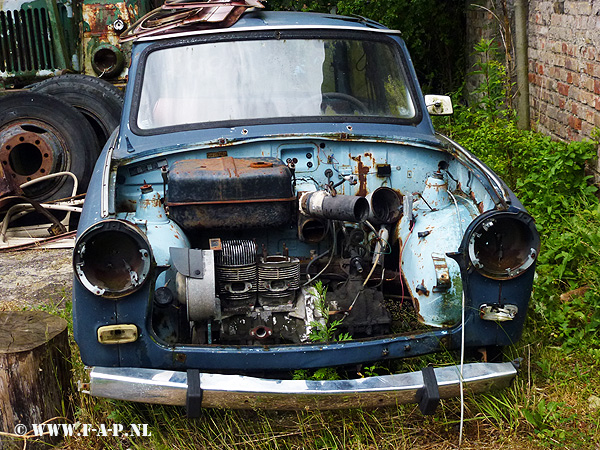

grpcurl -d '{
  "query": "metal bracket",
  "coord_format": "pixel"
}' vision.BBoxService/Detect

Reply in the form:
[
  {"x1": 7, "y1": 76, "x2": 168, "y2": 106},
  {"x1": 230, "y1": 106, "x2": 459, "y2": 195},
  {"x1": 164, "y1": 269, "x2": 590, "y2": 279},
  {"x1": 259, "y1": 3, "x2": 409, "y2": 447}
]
[
  {"x1": 170, "y1": 247, "x2": 205, "y2": 279},
  {"x1": 417, "y1": 366, "x2": 440, "y2": 415},
  {"x1": 186, "y1": 369, "x2": 202, "y2": 419},
  {"x1": 479, "y1": 304, "x2": 518, "y2": 322},
  {"x1": 432, "y1": 253, "x2": 451, "y2": 291}
]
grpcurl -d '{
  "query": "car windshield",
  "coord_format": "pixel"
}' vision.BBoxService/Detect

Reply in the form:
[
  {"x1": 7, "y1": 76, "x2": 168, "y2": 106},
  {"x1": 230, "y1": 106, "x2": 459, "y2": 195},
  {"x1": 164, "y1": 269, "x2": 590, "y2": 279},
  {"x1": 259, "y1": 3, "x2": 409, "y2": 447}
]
[{"x1": 136, "y1": 36, "x2": 417, "y2": 129}]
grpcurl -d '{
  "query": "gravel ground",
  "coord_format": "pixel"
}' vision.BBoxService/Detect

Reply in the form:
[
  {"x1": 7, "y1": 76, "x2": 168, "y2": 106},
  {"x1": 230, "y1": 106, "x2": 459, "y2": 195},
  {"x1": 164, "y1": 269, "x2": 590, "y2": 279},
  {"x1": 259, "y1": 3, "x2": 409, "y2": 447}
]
[{"x1": 0, "y1": 248, "x2": 73, "y2": 310}]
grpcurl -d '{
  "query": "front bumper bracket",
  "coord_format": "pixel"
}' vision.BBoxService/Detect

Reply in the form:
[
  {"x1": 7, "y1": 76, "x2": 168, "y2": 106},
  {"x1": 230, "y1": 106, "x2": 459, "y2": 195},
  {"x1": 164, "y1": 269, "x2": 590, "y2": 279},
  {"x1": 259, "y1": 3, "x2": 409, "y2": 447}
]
[{"x1": 417, "y1": 366, "x2": 440, "y2": 415}]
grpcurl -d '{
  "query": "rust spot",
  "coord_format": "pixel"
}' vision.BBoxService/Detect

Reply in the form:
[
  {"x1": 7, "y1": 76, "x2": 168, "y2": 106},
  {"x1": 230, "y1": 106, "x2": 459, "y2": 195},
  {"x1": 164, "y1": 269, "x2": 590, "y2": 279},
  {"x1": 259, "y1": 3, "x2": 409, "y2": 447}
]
[
  {"x1": 250, "y1": 161, "x2": 273, "y2": 169},
  {"x1": 416, "y1": 281, "x2": 429, "y2": 296},
  {"x1": 351, "y1": 155, "x2": 370, "y2": 197},
  {"x1": 207, "y1": 150, "x2": 228, "y2": 158},
  {"x1": 478, "y1": 202, "x2": 484, "y2": 213},
  {"x1": 413, "y1": 296, "x2": 420, "y2": 313}
]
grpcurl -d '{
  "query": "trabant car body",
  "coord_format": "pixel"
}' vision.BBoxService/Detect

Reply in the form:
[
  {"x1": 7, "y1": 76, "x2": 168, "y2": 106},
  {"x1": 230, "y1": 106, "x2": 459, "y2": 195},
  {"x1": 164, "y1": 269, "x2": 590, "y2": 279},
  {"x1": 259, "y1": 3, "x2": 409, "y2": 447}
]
[{"x1": 73, "y1": 2, "x2": 539, "y2": 414}]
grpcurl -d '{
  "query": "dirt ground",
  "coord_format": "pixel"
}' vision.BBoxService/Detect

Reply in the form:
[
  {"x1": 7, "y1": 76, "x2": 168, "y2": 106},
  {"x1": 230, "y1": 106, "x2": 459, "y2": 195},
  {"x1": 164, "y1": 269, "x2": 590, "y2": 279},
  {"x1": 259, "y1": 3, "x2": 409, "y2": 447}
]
[{"x1": 0, "y1": 248, "x2": 73, "y2": 310}]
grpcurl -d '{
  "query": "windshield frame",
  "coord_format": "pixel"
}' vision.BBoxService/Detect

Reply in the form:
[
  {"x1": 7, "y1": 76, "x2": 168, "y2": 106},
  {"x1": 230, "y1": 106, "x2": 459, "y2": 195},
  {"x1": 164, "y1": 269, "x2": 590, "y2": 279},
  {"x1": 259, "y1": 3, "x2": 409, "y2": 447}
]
[{"x1": 129, "y1": 29, "x2": 424, "y2": 136}]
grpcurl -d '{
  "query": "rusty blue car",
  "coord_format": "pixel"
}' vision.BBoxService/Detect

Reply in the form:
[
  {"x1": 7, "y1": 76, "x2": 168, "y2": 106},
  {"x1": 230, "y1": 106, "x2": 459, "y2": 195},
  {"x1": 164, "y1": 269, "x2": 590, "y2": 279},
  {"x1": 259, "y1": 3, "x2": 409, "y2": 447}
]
[{"x1": 73, "y1": 0, "x2": 539, "y2": 415}]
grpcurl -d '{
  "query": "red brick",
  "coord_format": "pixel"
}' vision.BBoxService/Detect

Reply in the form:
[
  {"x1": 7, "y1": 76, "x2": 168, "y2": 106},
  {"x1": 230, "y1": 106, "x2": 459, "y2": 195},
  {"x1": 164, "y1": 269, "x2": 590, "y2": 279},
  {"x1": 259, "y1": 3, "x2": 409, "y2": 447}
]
[
  {"x1": 538, "y1": 64, "x2": 544, "y2": 75},
  {"x1": 571, "y1": 104, "x2": 578, "y2": 115},
  {"x1": 595, "y1": 79, "x2": 600, "y2": 95},
  {"x1": 562, "y1": 42, "x2": 568, "y2": 53},
  {"x1": 569, "y1": 116, "x2": 583, "y2": 131},
  {"x1": 559, "y1": 98, "x2": 566, "y2": 109},
  {"x1": 557, "y1": 82, "x2": 570, "y2": 96},
  {"x1": 567, "y1": 72, "x2": 573, "y2": 83},
  {"x1": 595, "y1": 98, "x2": 600, "y2": 111}
]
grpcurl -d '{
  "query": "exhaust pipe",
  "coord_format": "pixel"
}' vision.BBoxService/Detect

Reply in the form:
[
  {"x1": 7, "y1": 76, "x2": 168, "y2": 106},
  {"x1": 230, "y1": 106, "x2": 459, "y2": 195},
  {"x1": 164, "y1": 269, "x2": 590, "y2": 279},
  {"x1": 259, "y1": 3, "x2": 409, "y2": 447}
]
[{"x1": 300, "y1": 191, "x2": 369, "y2": 222}]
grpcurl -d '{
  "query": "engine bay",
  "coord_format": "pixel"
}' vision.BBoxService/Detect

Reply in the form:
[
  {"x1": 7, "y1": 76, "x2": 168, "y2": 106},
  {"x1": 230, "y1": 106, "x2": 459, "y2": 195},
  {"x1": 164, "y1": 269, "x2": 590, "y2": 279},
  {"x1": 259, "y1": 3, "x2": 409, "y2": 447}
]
[{"x1": 100, "y1": 139, "x2": 494, "y2": 346}]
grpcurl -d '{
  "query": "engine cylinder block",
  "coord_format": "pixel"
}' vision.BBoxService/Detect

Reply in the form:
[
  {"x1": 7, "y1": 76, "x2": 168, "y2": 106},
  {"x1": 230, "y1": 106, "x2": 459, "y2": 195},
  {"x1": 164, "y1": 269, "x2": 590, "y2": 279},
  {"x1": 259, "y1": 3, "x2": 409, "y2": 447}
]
[{"x1": 258, "y1": 255, "x2": 300, "y2": 306}]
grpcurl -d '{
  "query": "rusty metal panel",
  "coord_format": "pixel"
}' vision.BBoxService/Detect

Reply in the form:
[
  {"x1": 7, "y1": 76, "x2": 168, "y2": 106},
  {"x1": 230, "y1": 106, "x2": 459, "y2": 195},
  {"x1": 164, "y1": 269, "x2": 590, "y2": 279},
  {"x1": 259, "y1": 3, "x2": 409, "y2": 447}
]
[
  {"x1": 81, "y1": 0, "x2": 150, "y2": 79},
  {"x1": 166, "y1": 156, "x2": 295, "y2": 230},
  {"x1": 119, "y1": 0, "x2": 264, "y2": 42}
]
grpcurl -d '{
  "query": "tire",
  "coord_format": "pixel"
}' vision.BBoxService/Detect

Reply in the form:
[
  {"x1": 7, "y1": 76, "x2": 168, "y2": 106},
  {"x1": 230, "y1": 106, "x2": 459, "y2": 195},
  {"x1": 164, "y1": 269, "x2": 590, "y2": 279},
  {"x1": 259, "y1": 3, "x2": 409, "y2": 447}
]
[
  {"x1": 0, "y1": 92, "x2": 98, "y2": 202},
  {"x1": 30, "y1": 74, "x2": 124, "y2": 153}
]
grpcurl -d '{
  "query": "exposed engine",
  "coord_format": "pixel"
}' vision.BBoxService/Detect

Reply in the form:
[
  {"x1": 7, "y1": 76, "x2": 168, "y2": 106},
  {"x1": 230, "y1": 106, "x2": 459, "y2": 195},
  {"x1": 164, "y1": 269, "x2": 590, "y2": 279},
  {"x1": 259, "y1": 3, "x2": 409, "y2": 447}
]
[
  {"x1": 86, "y1": 154, "x2": 482, "y2": 346},
  {"x1": 135, "y1": 155, "x2": 409, "y2": 345}
]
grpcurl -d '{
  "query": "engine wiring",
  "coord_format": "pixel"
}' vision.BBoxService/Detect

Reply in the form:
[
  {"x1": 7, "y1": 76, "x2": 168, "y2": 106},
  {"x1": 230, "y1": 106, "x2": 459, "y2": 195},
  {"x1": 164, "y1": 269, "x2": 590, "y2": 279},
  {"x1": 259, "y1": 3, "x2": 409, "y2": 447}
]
[
  {"x1": 347, "y1": 223, "x2": 388, "y2": 313},
  {"x1": 398, "y1": 218, "x2": 415, "y2": 307},
  {"x1": 303, "y1": 221, "x2": 337, "y2": 286}
]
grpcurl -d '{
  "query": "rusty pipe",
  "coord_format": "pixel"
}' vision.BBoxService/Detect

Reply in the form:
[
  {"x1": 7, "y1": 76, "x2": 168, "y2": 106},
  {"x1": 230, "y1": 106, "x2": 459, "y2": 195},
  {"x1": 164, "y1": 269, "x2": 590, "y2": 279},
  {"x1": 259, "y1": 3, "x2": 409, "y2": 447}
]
[{"x1": 300, "y1": 191, "x2": 368, "y2": 222}]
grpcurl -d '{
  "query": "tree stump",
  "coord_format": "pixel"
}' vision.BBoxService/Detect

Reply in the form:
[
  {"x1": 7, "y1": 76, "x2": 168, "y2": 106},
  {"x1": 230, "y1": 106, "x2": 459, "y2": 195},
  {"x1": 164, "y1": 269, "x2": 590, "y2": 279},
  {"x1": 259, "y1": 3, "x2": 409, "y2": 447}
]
[{"x1": 0, "y1": 311, "x2": 72, "y2": 449}]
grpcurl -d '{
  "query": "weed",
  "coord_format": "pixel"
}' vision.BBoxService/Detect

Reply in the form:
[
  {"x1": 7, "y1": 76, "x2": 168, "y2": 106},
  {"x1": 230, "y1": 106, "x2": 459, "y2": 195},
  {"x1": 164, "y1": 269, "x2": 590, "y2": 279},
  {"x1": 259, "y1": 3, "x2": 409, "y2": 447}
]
[{"x1": 308, "y1": 280, "x2": 352, "y2": 343}]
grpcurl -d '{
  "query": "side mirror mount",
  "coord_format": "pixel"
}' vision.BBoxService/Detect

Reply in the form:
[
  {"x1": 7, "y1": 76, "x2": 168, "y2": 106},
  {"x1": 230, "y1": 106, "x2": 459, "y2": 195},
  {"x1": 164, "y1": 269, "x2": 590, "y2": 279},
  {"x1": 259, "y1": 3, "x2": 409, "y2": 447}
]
[{"x1": 425, "y1": 95, "x2": 453, "y2": 116}]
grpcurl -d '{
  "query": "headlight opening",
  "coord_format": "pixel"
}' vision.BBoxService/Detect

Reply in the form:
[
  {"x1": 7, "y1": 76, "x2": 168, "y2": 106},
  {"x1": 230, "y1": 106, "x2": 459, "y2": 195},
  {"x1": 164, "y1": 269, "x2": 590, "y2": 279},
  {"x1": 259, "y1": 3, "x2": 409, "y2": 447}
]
[
  {"x1": 467, "y1": 212, "x2": 539, "y2": 280},
  {"x1": 74, "y1": 220, "x2": 153, "y2": 298}
]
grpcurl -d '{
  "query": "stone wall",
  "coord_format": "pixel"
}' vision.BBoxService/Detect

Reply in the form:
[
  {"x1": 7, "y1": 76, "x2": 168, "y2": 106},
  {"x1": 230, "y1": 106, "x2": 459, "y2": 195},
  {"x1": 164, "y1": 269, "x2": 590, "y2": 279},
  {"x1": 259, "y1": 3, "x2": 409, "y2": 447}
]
[{"x1": 529, "y1": 0, "x2": 600, "y2": 141}]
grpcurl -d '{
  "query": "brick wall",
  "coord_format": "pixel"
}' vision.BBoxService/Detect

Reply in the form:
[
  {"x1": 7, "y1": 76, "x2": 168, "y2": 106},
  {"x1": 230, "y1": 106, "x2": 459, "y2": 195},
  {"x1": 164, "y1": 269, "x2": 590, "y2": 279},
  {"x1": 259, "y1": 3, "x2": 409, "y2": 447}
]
[
  {"x1": 529, "y1": 0, "x2": 600, "y2": 141},
  {"x1": 467, "y1": 1, "x2": 600, "y2": 142},
  {"x1": 465, "y1": 3, "x2": 500, "y2": 95}
]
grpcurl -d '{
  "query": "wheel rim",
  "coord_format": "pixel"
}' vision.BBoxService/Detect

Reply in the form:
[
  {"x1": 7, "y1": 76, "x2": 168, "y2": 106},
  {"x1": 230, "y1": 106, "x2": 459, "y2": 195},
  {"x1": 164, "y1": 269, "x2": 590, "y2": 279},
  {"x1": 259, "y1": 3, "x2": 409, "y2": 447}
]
[{"x1": 0, "y1": 120, "x2": 69, "y2": 199}]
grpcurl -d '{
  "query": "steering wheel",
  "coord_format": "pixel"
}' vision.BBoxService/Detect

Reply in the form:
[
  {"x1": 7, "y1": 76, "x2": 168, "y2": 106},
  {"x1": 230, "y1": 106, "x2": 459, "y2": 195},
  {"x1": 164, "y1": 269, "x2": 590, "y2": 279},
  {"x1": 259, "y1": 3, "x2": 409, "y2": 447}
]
[{"x1": 321, "y1": 92, "x2": 369, "y2": 115}]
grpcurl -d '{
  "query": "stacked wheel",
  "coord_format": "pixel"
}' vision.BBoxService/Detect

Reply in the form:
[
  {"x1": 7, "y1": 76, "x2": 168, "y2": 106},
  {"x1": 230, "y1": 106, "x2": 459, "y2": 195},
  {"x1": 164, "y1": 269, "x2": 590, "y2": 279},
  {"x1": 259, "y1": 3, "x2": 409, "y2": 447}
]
[
  {"x1": 30, "y1": 74, "x2": 124, "y2": 154},
  {"x1": 0, "y1": 92, "x2": 98, "y2": 202},
  {"x1": 0, "y1": 75, "x2": 124, "y2": 203}
]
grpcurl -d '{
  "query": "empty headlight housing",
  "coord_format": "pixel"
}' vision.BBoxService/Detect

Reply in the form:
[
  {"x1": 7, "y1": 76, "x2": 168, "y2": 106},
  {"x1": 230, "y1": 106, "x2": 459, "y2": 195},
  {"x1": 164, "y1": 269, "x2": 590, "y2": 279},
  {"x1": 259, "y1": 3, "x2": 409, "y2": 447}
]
[
  {"x1": 467, "y1": 211, "x2": 539, "y2": 280},
  {"x1": 74, "y1": 220, "x2": 153, "y2": 298}
]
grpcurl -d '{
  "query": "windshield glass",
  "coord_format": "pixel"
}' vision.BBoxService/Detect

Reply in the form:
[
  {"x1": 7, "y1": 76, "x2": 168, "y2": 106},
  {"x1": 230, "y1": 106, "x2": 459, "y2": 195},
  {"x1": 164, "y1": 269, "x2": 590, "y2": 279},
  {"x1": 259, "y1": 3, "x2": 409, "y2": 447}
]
[{"x1": 136, "y1": 36, "x2": 417, "y2": 130}]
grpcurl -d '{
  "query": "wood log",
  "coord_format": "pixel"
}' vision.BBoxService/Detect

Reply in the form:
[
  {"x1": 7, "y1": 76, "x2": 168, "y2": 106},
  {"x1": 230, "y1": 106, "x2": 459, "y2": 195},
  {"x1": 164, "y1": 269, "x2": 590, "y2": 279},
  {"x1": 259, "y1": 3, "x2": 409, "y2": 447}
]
[{"x1": 0, "y1": 311, "x2": 72, "y2": 449}]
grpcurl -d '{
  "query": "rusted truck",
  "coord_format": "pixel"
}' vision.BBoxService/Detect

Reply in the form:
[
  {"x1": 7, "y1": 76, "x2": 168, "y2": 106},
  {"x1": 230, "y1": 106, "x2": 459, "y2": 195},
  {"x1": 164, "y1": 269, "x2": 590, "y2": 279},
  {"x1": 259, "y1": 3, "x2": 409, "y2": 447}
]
[{"x1": 0, "y1": 0, "x2": 155, "y2": 205}]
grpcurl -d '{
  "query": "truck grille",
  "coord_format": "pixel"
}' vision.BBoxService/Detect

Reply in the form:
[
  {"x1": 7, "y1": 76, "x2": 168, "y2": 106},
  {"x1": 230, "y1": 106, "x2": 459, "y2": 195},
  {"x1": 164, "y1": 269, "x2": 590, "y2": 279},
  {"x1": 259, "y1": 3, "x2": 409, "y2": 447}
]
[{"x1": 0, "y1": 8, "x2": 55, "y2": 74}]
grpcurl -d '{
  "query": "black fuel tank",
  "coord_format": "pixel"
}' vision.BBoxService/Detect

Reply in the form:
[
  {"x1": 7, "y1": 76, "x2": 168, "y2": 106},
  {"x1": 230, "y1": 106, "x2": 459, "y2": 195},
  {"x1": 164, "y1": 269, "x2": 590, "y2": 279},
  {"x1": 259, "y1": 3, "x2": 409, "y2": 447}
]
[{"x1": 166, "y1": 157, "x2": 295, "y2": 230}]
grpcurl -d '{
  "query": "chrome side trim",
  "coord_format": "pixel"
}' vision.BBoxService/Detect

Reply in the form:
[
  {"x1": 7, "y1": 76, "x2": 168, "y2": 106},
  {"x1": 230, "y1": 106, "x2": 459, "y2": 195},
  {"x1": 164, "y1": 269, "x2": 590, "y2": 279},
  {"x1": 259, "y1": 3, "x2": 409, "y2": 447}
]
[
  {"x1": 100, "y1": 137, "x2": 118, "y2": 218},
  {"x1": 89, "y1": 362, "x2": 516, "y2": 410}
]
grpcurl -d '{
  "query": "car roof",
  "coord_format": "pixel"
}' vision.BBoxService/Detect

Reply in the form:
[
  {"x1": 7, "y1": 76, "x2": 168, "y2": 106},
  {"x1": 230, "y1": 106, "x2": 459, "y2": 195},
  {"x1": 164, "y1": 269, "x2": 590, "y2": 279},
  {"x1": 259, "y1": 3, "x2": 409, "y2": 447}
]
[{"x1": 123, "y1": 8, "x2": 397, "y2": 43}]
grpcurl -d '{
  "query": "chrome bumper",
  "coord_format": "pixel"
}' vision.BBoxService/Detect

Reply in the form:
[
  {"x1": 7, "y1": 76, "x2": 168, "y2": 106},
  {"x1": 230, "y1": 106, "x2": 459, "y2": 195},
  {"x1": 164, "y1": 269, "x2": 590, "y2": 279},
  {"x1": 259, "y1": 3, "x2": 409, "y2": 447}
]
[{"x1": 86, "y1": 362, "x2": 517, "y2": 410}]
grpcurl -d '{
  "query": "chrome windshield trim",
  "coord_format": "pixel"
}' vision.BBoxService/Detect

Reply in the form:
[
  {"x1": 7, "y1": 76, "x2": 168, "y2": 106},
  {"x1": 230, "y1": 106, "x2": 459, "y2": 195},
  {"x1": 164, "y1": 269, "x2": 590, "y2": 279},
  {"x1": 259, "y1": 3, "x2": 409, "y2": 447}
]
[
  {"x1": 88, "y1": 362, "x2": 517, "y2": 410},
  {"x1": 137, "y1": 24, "x2": 401, "y2": 43}
]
